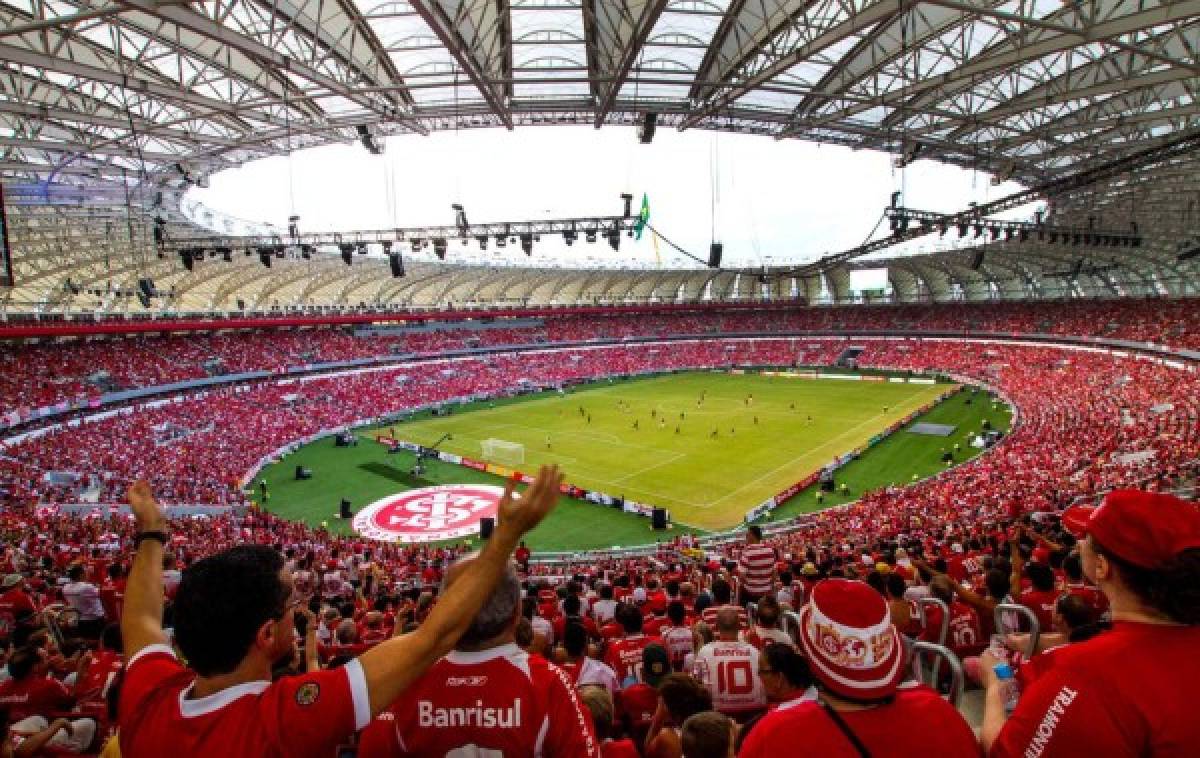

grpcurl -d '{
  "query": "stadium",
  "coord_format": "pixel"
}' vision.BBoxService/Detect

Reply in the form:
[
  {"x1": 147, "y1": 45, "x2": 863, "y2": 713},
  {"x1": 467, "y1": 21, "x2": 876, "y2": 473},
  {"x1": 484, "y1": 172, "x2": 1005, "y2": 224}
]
[{"x1": 0, "y1": 1, "x2": 1198, "y2": 756}]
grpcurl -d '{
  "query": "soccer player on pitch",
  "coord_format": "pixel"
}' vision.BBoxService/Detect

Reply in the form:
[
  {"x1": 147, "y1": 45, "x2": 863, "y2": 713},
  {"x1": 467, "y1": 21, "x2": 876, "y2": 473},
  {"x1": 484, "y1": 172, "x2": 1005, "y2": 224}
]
[{"x1": 117, "y1": 467, "x2": 564, "y2": 757}]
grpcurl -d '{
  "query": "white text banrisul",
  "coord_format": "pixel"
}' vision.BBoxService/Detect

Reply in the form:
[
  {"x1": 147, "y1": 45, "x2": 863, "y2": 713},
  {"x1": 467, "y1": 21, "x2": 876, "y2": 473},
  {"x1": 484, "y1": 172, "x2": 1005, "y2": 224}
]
[{"x1": 418, "y1": 700, "x2": 521, "y2": 728}]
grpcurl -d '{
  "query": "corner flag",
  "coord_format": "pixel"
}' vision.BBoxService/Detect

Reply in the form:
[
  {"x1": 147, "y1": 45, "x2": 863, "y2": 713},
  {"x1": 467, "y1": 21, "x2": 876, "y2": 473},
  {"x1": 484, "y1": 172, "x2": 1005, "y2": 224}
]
[{"x1": 634, "y1": 193, "x2": 650, "y2": 240}]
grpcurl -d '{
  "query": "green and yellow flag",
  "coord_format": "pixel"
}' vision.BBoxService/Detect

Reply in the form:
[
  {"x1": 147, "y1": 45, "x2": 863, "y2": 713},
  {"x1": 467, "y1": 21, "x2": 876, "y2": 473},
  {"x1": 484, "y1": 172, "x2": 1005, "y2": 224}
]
[{"x1": 634, "y1": 193, "x2": 650, "y2": 240}]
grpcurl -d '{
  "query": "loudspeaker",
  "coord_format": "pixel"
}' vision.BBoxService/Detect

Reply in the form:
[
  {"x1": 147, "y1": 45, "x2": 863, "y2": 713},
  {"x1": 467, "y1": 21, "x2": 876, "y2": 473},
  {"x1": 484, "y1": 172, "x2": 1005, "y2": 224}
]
[
  {"x1": 708, "y1": 242, "x2": 723, "y2": 269},
  {"x1": 651, "y1": 508, "x2": 667, "y2": 530},
  {"x1": 971, "y1": 249, "x2": 985, "y2": 270},
  {"x1": 479, "y1": 517, "x2": 495, "y2": 539},
  {"x1": 339, "y1": 498, "x2": 352, "y2": 519},
  {"x1": 638, "y1": 112, "x2": 657, "y2": 144},
  {"x1": 138, "y1": 278, "x2": 156, "y2": 298},
  {"x1": 389, "y1": 253, "x2": 405, "y2": 278}
]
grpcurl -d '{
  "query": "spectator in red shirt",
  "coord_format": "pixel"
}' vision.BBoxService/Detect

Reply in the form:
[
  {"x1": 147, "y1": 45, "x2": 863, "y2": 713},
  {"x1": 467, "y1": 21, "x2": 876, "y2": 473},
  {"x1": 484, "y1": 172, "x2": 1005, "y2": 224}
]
[
  {"x1": 118, "y1": 468, "x2": 565, "y2": 757},
  {"x1": 604, "y1": 603, "x2": 656, "y2": 687},
  {"x1": 0, "y1": 647, "x2": 75, "y2": 723},
  {"x1": 0, "y1": 576, "x2": 37, "y2": 641},
  {"x1": 739, "y1": 579, "x2": 978, "y2": 758},
  {"x1": 983, "y1": 490, "x2": 1200, "y2": 757},
  {"x1": 359, "y1": 557, "x2": 600, "y2": 757},
  {"x1": 579, "y1": 685, "x2": 639, "y2": 758},
  {"x1": 1018, "y1": 562, "x2": 1060, "y2": 634}
]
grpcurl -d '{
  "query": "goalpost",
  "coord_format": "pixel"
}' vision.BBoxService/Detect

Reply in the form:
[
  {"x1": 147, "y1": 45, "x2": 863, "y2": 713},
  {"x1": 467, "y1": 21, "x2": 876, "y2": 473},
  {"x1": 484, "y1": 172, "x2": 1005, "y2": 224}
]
[{"x1": 481, "y1": 438, "x2": 525, "y2": 466}]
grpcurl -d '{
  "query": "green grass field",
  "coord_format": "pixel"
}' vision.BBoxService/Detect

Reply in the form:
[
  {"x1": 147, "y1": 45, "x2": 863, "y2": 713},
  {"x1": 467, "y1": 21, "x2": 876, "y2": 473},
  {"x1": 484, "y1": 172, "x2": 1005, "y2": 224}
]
[{"x1": 257, "y1": 371, "x2": 1010, "y2": 550}]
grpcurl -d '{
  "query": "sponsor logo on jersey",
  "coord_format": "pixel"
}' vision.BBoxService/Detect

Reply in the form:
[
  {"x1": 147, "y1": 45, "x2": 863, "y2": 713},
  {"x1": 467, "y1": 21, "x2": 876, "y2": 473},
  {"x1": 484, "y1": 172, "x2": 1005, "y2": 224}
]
[
  {"x1": 295, "y1": 682, "x2": 320, "y2": 706},
  {"x1": 417, "y1": 699, "x2": 521, "y2": 728},
  {"x1": 352, "y1": 485, "x2": 505, "y2": 543}
]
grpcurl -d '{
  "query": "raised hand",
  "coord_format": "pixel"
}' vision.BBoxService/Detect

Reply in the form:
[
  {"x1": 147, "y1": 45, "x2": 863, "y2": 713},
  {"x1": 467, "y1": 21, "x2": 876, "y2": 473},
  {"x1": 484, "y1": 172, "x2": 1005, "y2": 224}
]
[
  {"x1": 128, "y1": 480, "x2": 166, "y2": 533},
  {"x1": 497, "y1": 465, "x2": 564, "y2": 538}
]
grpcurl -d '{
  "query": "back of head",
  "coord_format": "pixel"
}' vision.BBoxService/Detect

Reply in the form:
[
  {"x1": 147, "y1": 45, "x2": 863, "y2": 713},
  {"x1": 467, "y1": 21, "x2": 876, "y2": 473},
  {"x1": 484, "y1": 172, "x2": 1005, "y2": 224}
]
[
  {"x1": 763, "y1": 643, "x2": 811, "y2": 690},
  {"x1": 7, "y1": 647, "x2": 39, "y2": 681},
  {"x1": 755, "y1": 596, "x2": 779, "y2": 628},
  {"x1": 174, "y1": 545, "x2": 287, "y2": 677},
  {"x1": 1027, "y1": 562, "x2": 1055, "y2": 592},
  {"x1": 984, "y1": 569, "x2": 1010, "y2": 600},
  {"x1": 930, "y1": 575, "x2": 955, "y2": 604},
  {"x1": 1063, "y1": 552, "x2": 1084, "y2": 582},
  {"x1": 715, "y1": 608, "x2": 740, "y2": 637},
  {"x1": 747, "y1": 525, "x2": 763, "y2": 543},
  {"x1": 885, "y1": 572, "x2": 907, "y2": 599},
  {"x1": 682, "y1": 711, "x2": 733, "y2": 758},
  {"x1": 563, "y1": 621, "x2": 588, "y2": 658},
  {"x1": 711, "y1": 578, "x2": 731, "y2": 605},
  {"x1": 443, "y1": 556, "x2": 521, "y2": 649},
  {"x1": 660, "y1": 673, "x2": 713, "y2": 723},
  {"x1": 67, "y1": 564, "x2": 84, "y2": 582},
  {"x1": 1055, "y1": 594, "x2": 1094, "y2": 631},
  {"x1": 563, "y1": 593, "x2": 581, "y2": 617},
  {"x1": 579, "y1": 686, "x2": 614, "y2": 739},
  {"x1": 616, "y1": 602, "x2": 643, "y2": 634},
  {"x1": 1093, "y1": 541, "x2": 1200, "y2": 625},
  {"x1": 335, "y1": 619, "x2": 358, "y2": 645},
  {"x1": 667, "y1": 600, "x2": 686, "y2": 625}
]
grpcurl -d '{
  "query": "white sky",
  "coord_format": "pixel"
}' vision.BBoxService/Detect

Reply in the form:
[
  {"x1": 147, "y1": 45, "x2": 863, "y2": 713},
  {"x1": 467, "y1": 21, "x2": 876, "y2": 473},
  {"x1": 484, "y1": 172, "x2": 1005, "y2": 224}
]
[{"x1": 187, "y1": 125, "x2": 1035, "y2": 270}]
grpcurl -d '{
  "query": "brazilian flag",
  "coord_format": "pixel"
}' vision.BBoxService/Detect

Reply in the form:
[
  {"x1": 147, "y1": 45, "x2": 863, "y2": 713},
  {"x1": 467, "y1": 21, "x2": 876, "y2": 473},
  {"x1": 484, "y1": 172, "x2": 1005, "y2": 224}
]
[{"x1": 634, "y1": 193, "x2": 650, "y2": 240}]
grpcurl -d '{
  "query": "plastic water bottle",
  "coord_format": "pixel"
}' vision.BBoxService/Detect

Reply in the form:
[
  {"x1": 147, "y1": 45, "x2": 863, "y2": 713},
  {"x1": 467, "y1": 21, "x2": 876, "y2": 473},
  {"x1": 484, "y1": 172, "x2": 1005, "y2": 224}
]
[{"x1": 993, "y1": 662, "x2": 1020, "y2": 714}]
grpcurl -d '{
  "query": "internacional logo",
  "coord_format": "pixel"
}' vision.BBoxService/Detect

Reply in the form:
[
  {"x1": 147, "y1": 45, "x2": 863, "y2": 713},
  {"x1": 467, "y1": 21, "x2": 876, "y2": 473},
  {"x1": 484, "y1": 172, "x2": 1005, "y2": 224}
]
[{"x1": 352, "y1": 484, "x2": 507, "y2": 543}]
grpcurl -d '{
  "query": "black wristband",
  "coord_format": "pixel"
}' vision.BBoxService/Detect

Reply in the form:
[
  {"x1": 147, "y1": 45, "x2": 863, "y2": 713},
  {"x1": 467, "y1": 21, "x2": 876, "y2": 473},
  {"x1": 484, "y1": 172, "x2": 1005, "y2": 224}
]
[{"x1": 135, "y1": 530, "x2": 168, "y2": 548}]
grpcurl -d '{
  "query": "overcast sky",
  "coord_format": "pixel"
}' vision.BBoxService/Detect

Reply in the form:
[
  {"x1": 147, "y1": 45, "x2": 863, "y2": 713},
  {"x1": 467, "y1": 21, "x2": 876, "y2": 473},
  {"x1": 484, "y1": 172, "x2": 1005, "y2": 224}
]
[{"x1": 188, "y1": 125, "x2": 1034, "y2": 270}]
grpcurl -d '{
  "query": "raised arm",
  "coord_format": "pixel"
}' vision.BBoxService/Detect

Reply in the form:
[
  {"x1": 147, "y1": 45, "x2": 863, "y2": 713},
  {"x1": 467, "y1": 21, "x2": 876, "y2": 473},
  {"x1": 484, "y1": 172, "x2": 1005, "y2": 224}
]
[
  {"x1": 355, "y1": 465, "x2": 564, "y2": 716},
  {"x1": 121, "y1": 480, "x2": 169, "y2": 658},
  {"x1": 1009, "y1": 531, "x2": 1024, "y2": 599}
]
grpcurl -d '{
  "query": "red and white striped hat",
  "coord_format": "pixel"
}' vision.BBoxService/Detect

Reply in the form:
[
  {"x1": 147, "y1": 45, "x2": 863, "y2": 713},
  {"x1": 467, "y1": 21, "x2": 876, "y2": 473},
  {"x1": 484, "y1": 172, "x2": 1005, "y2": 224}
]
[{"x1": 798, "y1": 578, "x2": 905, "y2": 701}]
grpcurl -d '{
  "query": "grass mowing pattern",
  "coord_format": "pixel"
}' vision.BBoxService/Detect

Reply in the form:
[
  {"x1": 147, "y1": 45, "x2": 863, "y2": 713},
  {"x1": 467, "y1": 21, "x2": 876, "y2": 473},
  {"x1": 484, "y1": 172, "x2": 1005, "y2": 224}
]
[{"x1": 258, "y1": 371, "x2": 1006, "y2": 551}]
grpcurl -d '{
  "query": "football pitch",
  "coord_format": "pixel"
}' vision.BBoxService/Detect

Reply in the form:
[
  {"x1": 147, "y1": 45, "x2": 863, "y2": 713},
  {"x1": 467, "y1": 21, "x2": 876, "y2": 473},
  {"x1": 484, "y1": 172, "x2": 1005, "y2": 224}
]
[{"x1": 258, "y1": 371, "x2": 1010, "y2": 549}]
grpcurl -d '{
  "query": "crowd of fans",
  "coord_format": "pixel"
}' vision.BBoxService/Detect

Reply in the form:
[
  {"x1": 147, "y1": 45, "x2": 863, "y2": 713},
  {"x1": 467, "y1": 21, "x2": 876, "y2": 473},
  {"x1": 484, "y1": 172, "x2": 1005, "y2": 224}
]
[
  {"x1": 0, "y1": 478, "x2": 1195, "y2": 756},
  {"x1": 0, "y1": 301, "x2": 1197, "y2": 755},
  {"x1": 3, "y1": 297, "x2": 1197, "y2": 412}
]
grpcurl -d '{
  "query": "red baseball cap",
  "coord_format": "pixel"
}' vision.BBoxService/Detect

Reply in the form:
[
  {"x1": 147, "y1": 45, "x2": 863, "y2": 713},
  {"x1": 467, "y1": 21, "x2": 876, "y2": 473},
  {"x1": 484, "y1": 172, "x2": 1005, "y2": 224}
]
[{"x1": 1061, "y1": 490, "x2": 1200, "y2": 569}]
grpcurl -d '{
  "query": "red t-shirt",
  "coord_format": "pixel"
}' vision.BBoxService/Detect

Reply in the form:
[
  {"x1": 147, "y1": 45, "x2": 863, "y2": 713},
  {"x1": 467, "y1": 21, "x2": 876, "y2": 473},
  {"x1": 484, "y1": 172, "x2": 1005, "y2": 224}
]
[
  {"x1": 1019, "y1": 589, "x2": 1059, "y2": 633},
  {"x1": 357, "y1": 643, "x2": 600, "y2": 757},
  {"x1": 602, "y1": 738, "x2": 640, "y2": 758},
  {"x1": 740, "y1": 683, "x2": 978, "y2": 758},
  {"x1": 991, "y1": 622, "x2": 1200, "y2": 757},
  {"x1": 76, "y1": 649, "x2": 124, "y2": 702},
  {"x1": 603, "y1": 635, "x2": 655, "y2": 687},
  {"x1": 0, "y1": 675, "x2": 72, "y2": 722},
  {"x1": 118, "y1": 644, "x2": 370, "y2": 757}
]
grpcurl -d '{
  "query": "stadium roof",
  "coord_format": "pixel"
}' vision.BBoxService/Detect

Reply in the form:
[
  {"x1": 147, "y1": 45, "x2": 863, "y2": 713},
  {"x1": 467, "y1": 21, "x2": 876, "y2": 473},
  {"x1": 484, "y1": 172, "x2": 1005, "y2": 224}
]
[{"x1": 2, "y1": 0, "x2": 1199, "y2": 314}]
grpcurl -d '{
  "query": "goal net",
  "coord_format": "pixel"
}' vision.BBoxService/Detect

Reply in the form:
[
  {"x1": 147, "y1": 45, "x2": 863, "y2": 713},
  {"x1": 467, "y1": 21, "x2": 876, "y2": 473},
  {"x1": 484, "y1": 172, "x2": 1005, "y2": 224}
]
[{"x1": 481, "y1": 438, "x2": 525, "y2": 466}]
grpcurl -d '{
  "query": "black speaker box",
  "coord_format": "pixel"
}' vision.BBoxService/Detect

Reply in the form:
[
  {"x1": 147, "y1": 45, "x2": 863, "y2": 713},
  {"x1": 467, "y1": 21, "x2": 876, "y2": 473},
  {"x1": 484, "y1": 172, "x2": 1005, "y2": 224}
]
[{"x1": 479, "y1": 517, "x2": 495, "y2": 539}]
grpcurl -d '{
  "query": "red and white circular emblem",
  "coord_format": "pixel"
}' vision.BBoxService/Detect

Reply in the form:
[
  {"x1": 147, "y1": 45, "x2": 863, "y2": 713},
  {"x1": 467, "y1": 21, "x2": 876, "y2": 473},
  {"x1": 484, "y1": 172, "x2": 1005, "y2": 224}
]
[{"x1": 352, "y1": 484, "x2": 507, "y2": 543}]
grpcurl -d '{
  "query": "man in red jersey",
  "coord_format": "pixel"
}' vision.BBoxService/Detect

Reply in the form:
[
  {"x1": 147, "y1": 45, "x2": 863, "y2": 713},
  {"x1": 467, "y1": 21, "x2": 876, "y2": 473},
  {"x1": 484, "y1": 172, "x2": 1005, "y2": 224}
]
[
  {"x1": 739, "y1": 579, "x2": 978, "y2": 758},
  {"x1": 737, "y1": 525, "x2": 776, "y2": 606},
  {"x1": 357, "y1": 558, "x2": 599, "y2": 757},
  {"x1": 925, "y1": 576, "x2": 985, "y2": 658},
  {"x1": 1017, "y1": 562, "x2": 1060, "y2": 634},
  {"x1": 659, "y1": 601, "x2": 695, "y2": 671},
  {"x1": 983, "y1": 490, "x2": 1200, "y2": 757},
  {"x1": 118, "y1": 467, "x2": 565, "y2": 758},
  {"x1": 603, "y1": 603, "x2": 656, "y2": 687}
]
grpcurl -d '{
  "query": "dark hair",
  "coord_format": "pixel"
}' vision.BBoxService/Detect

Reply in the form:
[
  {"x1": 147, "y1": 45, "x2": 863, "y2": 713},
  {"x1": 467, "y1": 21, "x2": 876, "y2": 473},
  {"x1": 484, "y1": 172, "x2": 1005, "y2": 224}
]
[
  {"x1": 599, "y1": 584, "x2": 614, "y2": 600},
  {"x1": 667, "y1": 600, "x2": 686, "y2": 625},
  {"x1": 100, "y1": 624, "x2": 123, "y2": 653},
  {"x1": 748, "y1": 525, "x2": 763, "y2": 541},
  {"x1": 563, "y1": 621, "x2": 588, "y2": 657},
  {"x1": 514, "y1": 617, "x2": 534, "y2": 648},
  {"x1": 6, "y1": 647, "x2": 39, "y2": 680},
  {"x1": 1055, "y1": 594, "x2": 1094, "y2": 630},
  {"x1": 659, "y1": 673, "x2": 712, "y2": 722},
  {"x1": 865, "y1": 571, "x2": 886, "y2": 595},
  {"x1": 756, "y1": 596, "x2": 780, "y2": 627},
  {"x1": 1063, "y1": 553, "x2": 1084, "y2": 581},
  {"x1": 563, "y1": 594, "x2": 581, "y2": 617},
  {"x1": 681, "y1": 711, "x2": 733, "y2": 758},
  {"x1": 1092, "y1": 540, "x2": 1200, "y2": 625},
  {"x1": 173, "y1": 545, "x2": 288, "y2": 677},
  {"x1": 616, "y1": 602, "x2": 643, "y2": 634},
  {"x1": 1026, "y1": 562, "x2": 1055, "y2": 592},
  {"x1": 763, "y1": 643, "x2": 811, "y2": 689},
  {"x1": 885, "y1": 572, "x2": 907, "y2": 599},
  {"x1": 67, "y1": 564, "x2": 84, "y2": 581},
  {"x1": 984, "y1": 569, "x2": 1010, "y2": 600},
  {"x1": 711, "y1": 579, "x2": 731, "y2": 604}
]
